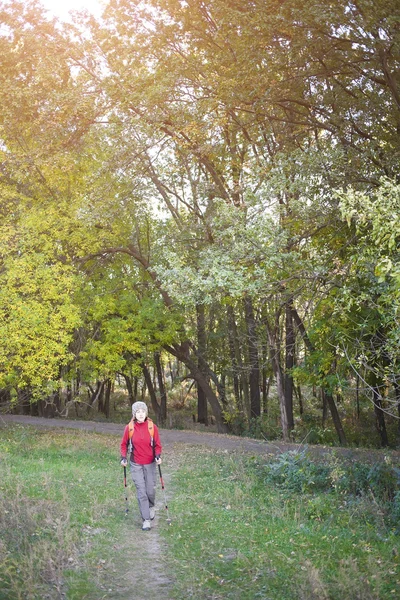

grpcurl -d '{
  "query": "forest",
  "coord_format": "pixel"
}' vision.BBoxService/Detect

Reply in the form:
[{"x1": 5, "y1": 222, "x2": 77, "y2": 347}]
[{"x1": 0, "y1": 0, "x2": 399, "y2": 447}]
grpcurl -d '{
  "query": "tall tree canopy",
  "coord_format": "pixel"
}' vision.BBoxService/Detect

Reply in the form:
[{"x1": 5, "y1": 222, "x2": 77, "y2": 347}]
[{"x1": 0, "y1": 0, "x2": 399, "y2": 443}]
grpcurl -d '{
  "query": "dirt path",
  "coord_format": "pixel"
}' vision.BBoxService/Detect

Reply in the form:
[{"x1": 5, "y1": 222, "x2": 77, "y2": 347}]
[
  {"x1": 1, "y1": 413, "x2": 399, "y2": 462},
  {"x1": 108, "y1": 508, "x2": 174, "y2": 600}
]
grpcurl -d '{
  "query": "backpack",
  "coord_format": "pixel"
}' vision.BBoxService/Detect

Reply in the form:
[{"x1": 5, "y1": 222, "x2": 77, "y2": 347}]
[{"x1": 127, "y1": 418, "x2": 155, "y2": 454}]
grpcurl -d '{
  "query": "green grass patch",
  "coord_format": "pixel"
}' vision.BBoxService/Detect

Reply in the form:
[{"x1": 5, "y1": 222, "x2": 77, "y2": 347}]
[
  {"x1": 0, "y1": 424, "x2": 139, "y2": 600},
  {"x1": 1, "y1": 424, "x2": 400, "y2": 600},
  {"x1": 162, "y1": 447, "x2": 400, "y2": 600}
]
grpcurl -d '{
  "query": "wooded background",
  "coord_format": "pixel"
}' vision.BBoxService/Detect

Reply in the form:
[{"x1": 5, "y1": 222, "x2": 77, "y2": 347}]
[{"x1": 0, "y1": 0, "x2": 399, "y2": 447}]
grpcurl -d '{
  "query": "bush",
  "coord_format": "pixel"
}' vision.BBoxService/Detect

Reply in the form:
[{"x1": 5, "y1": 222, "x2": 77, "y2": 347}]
[
  {"x1": 262, "y1": 450, "x2": 331, "y2": 493},
  {"x1": 260, "y1": 450, "x2": 400, "y2": 508},
  {"x1": 333, "y1": 460, "x2": 399, "y2": 501},
  {"x1": 390, "y1": 491, "x2": 400, "y2": 529}
]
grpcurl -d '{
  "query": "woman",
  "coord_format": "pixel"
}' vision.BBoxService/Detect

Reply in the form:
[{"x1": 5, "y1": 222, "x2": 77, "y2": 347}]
[{"x1": 120, "y1": 401, "x2": 162, "y2": 530}]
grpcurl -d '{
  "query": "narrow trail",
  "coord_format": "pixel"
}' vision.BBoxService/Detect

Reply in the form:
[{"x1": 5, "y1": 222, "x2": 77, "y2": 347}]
[{"x1": 110, "y1": 504, "x2": 174, "y2": 600}]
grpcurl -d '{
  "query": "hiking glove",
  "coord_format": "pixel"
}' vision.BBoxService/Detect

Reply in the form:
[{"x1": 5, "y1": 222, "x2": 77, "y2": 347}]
[{"x1": 120, "y1": 458, "x2": 127, "y2": 467}]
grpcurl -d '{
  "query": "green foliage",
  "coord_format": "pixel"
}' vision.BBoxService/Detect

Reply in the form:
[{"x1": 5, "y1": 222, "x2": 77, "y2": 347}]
[
  {"x1": 1, "y1": 0, "x2": 400, "y2": 444},
  {"x1": 260, "y1": 450, "x2": 400, "y2": 509},
  {"x1": 0, "y1": 208, "x2": 83, "y2": 388},
  {"x1": 340, "y1": 179, "x2": 400, "y2": 256},
  {"x1": 262, "y1": 450, "x2": 331, "y2": 493}
]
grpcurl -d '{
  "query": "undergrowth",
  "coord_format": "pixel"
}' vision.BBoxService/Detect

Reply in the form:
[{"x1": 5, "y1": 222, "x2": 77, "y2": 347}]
[{"x1": 163, "y1": 447, "x2": 400, "y2": 600}]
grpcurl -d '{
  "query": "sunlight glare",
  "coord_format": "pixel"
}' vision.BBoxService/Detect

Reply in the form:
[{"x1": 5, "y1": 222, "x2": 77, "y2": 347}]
[{"x1": 40, "y1": 0, "x2": 105, "y2": 21}]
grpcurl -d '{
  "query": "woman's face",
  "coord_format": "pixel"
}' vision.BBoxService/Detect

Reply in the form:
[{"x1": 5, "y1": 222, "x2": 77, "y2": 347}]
[{"x1": 135, "y1": 408, "x2": 147, "y2": 423}]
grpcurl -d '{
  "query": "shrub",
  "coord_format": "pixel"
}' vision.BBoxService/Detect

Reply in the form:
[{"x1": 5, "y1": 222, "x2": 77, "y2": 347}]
[
  {"x1": 260, "y1": 450, "x2": 400, "y2": 512},
  {"x1": 262, "y1": 450, "x2": 331, "y2": 493}
]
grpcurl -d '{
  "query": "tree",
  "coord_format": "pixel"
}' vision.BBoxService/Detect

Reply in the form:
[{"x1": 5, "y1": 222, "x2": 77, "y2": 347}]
[{"x1": 1, "y1": 0, "x2": 399, "y2": 445}]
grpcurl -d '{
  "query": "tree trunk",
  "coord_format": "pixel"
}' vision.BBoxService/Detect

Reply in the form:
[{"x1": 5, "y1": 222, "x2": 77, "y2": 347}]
[
  {"x1": 291, "y1": 305, "x2": 347, "y2": 445},
  {"x1": 164, "y1": 342, "x2": 227, "y2": 432},
  {"x1": 285, "y1": 302, "x2": 295, "y2": 432},
  {"x1": 226, "y1": 305, "x2": 242, "y2": 412},
  {"x1": 322, "y1": 389, "x2": 328, "y2": 427},
  {"x1": 228, "y1": 304, "x2": 249, "y2": 417},
  {"x1": 395, "y1": 382, "x2": 400, "y2": 447},
  {"x1": 154, "y1": 351, "x2": 167, "y2": 425},
  {"x1": 274, "y1": 348, "x2": 289, "y2": 441},
  {"x1": 142, "y1": 363, "x2": 161, "y2": 417},
  {"x1": 266, "y1": 323, "x2": 289, "y2": 442},
  {"x1": 323, "y1": 391, "x2": 347, "y2": 446},
  {"x1": 0, "y1": 388, "x2": 11, "y2": 410},
  {"x1": 73, "y1": 370, "x2": 81, "y2": 398},
  {"x1": 103, "y1": 378, "x2": 112, "y2": 418},
  {"x1": 356, "y1": 374, "x2": 360, "y2": 419},
  {"x1": 369, "y1": 373, "x2": 389, "y2": 447},
  {"x1": 97, "y1": 381, "x2": 106, "y2": 414},
  {"x1": 87, "y1": 381, "x2": 104, "y2": 414},
  {"x1": 261, "y1": 338, "x2": 272, "y2": 415},
  {"x1": 244, "y1": 296, "x2": 260, "y2": 419},
  {"x1": 168, "y1": 359, "x2": 175, "y2": 386},
  {"x1": 123, "y1": 374, "x2": 134, "y2": 403},
  {"x1": 15, "y1": 387, "x2": 32, "y2": 415},
  {"x1": 196, "y1": 304, "x2": 208, "y2": 425}
]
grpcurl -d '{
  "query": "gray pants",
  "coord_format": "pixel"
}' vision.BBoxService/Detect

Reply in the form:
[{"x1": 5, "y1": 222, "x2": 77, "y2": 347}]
[{"x1": 130, "y1": 461, "x2": 156, "y2": 521}]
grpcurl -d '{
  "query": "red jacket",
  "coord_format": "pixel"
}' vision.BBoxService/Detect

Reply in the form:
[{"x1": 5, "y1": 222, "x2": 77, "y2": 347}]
[{"x1": 120, "y1": 419, "x2": 162, "y2": 465}]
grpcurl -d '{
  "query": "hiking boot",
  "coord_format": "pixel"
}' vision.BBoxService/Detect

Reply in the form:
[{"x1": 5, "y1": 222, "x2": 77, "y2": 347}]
[
  {"x1": 149, "y1": 507, "x2": 156, "y2": 520},
  {"x1": 142, "y1": 519, "x2": 151, "y2": 531}
]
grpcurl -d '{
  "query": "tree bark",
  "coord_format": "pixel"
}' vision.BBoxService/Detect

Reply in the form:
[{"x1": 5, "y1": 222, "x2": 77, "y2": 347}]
[
  {"x1": 244, "y1": 296, "x2": 260, "y2": 419},
  {"x1": 154, "y1": 351, "x2": 167, "y2": 425},
  {"x1": 164, "y1": 342, "x2": 227, "y2": 432},
  {"x1": 122, "y1": 373, "x2": 134, "y2": 403},
  {"x1": 265, "y1": 321, "x2": 289, "y2": 442},
  {"x1": 369, "y1": 373, "x2": 389, "y2": 447},
  {"x1": 291, "y1": 305, "x2": 347, "y2": 445},
  {"x1": 395, "y1": 382, "x2": 400, "y2": 447},
  {"x1": 294, "y1": 385, "x2": 303, "y2": 416},
  {"x1": 227, "y1": 304, "x2": 249, "y2": 418},
  {"x1": 103, "y1": 378, "x2": 112, "y2": 418},
  {"x1": 272, "y1": 342, "x2": 289, "y2": 441},
  {"x1": 0, "y1": 388, "x2": 11, "y2": 410},
  {"x1": 142, "y1": 363, "x2": 161, "y2": 417},
  {"x1": 322, "y1": 389, "x2": 328, "y2": 427},
  {"x1": 285, "y1": 302, "x2": 295, "y2": 432},
  {"x1": 323, "y1": 391, "x2": 347, "y2": 446},
  {"x1": 356, "y1": 374, "x2": 360, "y2": 419},
  {"x1": 196, "y1": 304, "x2": 208, "y2": 425},
  {"x1": 87, "y1": 381, "x2": 104, "y2": 414},
  {"x1": 226, "y1": 305, "x2": 242, "y2": 412}
]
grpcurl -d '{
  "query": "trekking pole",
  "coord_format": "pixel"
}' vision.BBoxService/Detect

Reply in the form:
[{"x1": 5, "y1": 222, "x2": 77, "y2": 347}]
[
  {"x1": 123, "y1": 465, "x2": 129, "y2": 515},
  {"x1": 158, "y1": 464, "x2": 172, "y2": 525}
]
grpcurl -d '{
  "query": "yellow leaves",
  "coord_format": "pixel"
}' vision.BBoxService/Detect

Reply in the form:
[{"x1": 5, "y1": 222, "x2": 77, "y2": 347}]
[{"x1": 0, "y1": 232, "x2": 82, "y2": 387}]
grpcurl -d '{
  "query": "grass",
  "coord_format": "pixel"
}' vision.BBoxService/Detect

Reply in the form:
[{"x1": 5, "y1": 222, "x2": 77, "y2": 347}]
[
  {"x1": 0, "y1": 424, "x2": 138, "y2": 600},
  {"x1": 163, "y1": 447, "x2": 400, "y2": 600},
  {"x1": 1, "y1": 424, "x2": 400, "y2": 599}
]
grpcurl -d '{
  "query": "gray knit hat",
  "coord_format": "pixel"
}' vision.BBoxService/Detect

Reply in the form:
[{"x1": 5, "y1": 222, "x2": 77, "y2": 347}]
[{"x1": 131, "y1": 401, "x2": 148, "y2": 419}]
